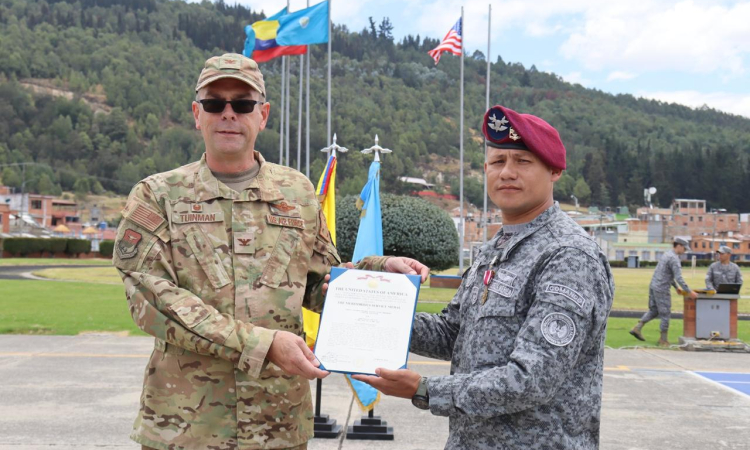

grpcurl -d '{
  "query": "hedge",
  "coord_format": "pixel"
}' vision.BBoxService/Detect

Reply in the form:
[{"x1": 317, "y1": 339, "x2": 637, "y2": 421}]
[
  {"x1": 335, "y1": 194, "x2": 459, "y2": 271},
  {"x1": 99, "y1": 240, "x2": 115, "y2": 258},
  {"x1": 2, "y1": 237, "x2": 91, "y2": 257}
]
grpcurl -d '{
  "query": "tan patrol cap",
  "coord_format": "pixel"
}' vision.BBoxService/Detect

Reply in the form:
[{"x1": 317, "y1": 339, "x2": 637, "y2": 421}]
[{"x1": 195, "y1": 53, "x2": 265, "y2": 97}]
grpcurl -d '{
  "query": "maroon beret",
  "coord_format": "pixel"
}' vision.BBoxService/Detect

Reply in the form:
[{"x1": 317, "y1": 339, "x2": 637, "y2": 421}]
[{"x1": 482, "y1": 105, "x2": 566, "y2": 170}]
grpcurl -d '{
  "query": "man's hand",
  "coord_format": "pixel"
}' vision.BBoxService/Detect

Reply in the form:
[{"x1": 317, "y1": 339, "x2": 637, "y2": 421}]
[
  {"x1": 322, "y1": 262, "x2": 355, "y2": 295},
  {"x1": 384, "y1": 257, "x2": 430, "y2": 283},
  {"x1": 266, "y1": 331, "x2": 329, "y2": 380},
  {"x1": 351, "y1": 368, "x2": 422, "y2": 399},
  {"x1": 689, "y1": 290, "x2": 698, "y2": 300}
]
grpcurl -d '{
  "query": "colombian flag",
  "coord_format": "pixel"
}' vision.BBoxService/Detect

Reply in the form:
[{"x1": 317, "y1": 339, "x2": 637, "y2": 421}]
[{"x1": 243, "y1": 9, "x2": 307, "y2": 63}]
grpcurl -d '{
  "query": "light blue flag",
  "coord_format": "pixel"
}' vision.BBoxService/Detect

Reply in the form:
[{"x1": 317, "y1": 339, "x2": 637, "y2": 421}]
[
  {"x1": 347, "y1": 159, "x2": 384, "y2": 411},
  {"x1": 352, "y1": 160, "x2": 383, "y2": 263},
  {"x1": 276, "y1": 1, "x2": 329, "y2": 46}
]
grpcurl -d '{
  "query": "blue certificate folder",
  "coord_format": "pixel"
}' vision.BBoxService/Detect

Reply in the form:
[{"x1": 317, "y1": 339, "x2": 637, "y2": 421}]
[{"x1": 313, "y1": 267, "x2": 421, "y2": 375}]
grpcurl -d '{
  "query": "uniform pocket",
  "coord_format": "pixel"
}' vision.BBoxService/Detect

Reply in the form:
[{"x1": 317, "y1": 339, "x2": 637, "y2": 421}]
[
  {"x1": 185, "y1": 224, "x2": 231, "y2": 289},
  {"x1": 259, "y1": 227, "x2": 301, "y2": 288}
]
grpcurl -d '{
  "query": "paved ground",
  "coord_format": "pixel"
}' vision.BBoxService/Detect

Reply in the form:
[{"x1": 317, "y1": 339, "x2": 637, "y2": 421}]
[
  {"x1": 0, "y1": 265, "x2": 111, "y2": 280},
  {"x1": 1, "y1": 335, "x2": 749, "y2": 449}
]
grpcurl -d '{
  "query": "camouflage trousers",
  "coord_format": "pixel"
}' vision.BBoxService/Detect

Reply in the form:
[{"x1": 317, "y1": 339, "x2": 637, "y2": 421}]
[
  {"x1": 143, "y1": 445, "x2": 308, "y2": 450},
  {"x1": 640, "y1": 288, "x2": 672, "y2": 332}
]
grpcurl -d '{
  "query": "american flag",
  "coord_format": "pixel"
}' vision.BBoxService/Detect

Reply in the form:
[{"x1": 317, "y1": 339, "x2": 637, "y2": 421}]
[{"x1": 428, "y1": 17, "x2": 462, "y2": 65}]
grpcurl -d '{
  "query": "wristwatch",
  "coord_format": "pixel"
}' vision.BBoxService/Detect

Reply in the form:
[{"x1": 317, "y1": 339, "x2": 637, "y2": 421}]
[{"x1": 411, "y1": 377, "x2": 430, "y2": 410}]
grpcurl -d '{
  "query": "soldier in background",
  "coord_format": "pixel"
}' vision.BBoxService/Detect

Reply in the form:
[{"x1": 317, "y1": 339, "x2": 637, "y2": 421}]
[
  {"x1": 354, "y1": 106, "x2": 615, "y2": 449},
  {"x1": 630, "y1": 237, "x2": 697, "y2": 346},
  {"x1": 705, "y1": 246, "x2": 743, "y2": 290},
  {"x1": 112, "y1": 53, "x2": 427, "y2": 450}
]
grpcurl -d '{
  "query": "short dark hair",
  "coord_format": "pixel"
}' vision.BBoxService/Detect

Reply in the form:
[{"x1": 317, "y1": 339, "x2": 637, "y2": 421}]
[{"x1": 673, "y1": 242, "x2": 682, "y2": 248}]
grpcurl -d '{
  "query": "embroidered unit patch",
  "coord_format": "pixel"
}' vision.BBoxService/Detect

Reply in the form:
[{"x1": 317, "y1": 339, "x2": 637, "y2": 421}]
[
  {"x1": 117, "y1": 228, "x2": 142, "y2": 259},
  {"x1": 541, "y1": 312, "x2": 576, "y2": 347}
]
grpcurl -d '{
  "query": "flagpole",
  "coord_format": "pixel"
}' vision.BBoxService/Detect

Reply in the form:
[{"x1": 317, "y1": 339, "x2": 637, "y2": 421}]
[
  {"x1": 483, "y1": 4, "x2": 491, "y2": 244},
  {"x1": 279, "y1": 56, "x2": 286, "y2": 165},
  {"x1": 459, "y1": 6, "x2": 465, "y2": 274},
  {"x1": 327, "y1": 0, "x2": 332, "y2": 146},
  {"x1": 305, "y1": 0, "x2": 311, "y2": 178},
  {"x1": 297, "y1": 54, "x2": 303, "y2": 171},
  {"x1": 286, "y1": 53, "x2": 291, "y2": 166}
]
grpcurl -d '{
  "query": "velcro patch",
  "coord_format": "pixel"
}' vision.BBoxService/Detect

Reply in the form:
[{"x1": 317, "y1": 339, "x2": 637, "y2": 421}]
[
  {"x1": 233, "y1": 232, "x2": 255, "y2": 254},
  {"x1": 545, "y1": 284, "x2": 585, "y2": 309},
  {"x1": 488, "y1": 278, "x2": 513, "y2": 297},
  {"x1": 124, "y1": 201, "x2": 165, "y2": 232},
  {"x1": 266, "y1": 214, "x2": 305, "y2": 229},
  {"x1": 173, "y1": 211, "x2": 224, "y2": 223},
  {"x1": 270, "y1": 201, "x2": 300, "y2": 216},
  {"x1": 117, "y1": 228, "x2": 142, "y2": 259},
  {"x1": 541, "y1": 312, "x2": 576, "y2": 347}
]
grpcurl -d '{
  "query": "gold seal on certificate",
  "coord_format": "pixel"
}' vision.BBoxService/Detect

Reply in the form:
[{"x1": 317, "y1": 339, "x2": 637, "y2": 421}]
[{"x1": 313, "y1": 267, "x2": 421, "y2": 375}]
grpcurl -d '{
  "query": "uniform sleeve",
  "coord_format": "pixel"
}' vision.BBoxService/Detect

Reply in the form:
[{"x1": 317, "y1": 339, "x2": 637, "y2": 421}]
[
  {"x1": 705, "y1": 265, "x2": 716, "y2": 290},
  {"x1": 425, "y1": 248, "x2": 612, "y2": 418},
  {"x1": 408, "y1": 277, "x2": 467, "y2": 361},
  {"x1": 114, "y1": 182, "x2": 276, "y2": 378},
  {"x1": 670, "y1": 255, "x2": 690, "y2": 292},
  {"x1": 736, "y1": 265, "x2": 744, "y2": 285}
]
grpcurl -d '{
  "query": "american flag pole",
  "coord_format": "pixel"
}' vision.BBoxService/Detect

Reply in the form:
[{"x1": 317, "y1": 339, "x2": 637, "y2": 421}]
[
  {"x1": 483, "y1": 4, "x2": 491, "y2": 244},
  {"x1": 285, "y1": 0, "x2": 291, "y2": 167},
  {"x1": 459, "y1": 6, "x2": 465, "y2": 274}
]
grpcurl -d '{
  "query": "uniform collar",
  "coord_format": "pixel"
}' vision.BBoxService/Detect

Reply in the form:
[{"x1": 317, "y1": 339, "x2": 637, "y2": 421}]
[
  {"x1": 194, "y1": 152, "x2": 283, "y2": 202},
  {"x1": 496, "y1": 202, "x2": 562, "y2": 262}
]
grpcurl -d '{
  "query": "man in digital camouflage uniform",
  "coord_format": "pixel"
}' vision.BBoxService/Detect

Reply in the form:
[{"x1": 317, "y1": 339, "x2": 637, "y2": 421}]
[
  {"x1": 354, "y1": 106, "x2": 615, "y2": 449},
  {"x1": 705, "y1": 245, "x2": 743, "y2": 291},
  {"x1": 630, "y1": 237, "x2": 696, "y2": 346},
  {"x1": 113, "y1": 53, "x2": 427, "y2": 450}
]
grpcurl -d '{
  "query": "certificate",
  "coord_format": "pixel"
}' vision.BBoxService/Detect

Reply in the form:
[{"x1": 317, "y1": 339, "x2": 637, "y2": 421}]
[{"x1": 313, "y1": 267, "x2": 421, "y2": 375}]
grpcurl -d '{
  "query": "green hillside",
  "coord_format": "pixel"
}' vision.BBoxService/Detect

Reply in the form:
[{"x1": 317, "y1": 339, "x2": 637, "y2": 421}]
[{"x1": 1, "y1": 0, "x2": 749, "y2": 212}]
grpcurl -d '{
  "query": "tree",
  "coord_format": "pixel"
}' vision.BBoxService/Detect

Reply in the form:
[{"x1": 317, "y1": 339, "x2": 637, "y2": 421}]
[
  {"x1": 573, "y1": 178, "x2": 592, "y2": 205},
  {"x1": 336, "y1": 194, "x2": 459, "y2": 270},
  {"x1": 553, "y1": 173, "x2": 576, "y2": 200},
  {"x1": 36, "y1": 173, "x2": 56, "y2": 195}
]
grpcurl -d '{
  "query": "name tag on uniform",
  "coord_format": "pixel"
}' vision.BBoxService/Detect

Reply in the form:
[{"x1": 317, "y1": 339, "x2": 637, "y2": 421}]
[
  {"x1": 172, "y1": 210, "x2": 224, "y2": 223},
  {"x1": 266, "y1": 214, "x2": 305, "y2": 229},
  {"x1": 488, "y1": 277, "x2": 513, "y2": 297},
  {"x1": 233, "y1": 232, "x2": 255, "y2": 254}
]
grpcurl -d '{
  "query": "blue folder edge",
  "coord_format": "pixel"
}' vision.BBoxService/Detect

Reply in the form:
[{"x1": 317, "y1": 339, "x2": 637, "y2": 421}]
[{"x1": 313, "y1": 266, "x2": 422, "y2": 376}]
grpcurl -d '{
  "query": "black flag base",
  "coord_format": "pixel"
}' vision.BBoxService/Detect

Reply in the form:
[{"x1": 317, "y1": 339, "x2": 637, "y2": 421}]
[
  {"x1": 313, "y1": 414, "x2": 343, "y2": 438},
  {"x1": 313, "y1": 379, "x2": 342, "y2": 438},
  {"x1": 346, "y1": 410, "x2": 394, "y2": 440}
]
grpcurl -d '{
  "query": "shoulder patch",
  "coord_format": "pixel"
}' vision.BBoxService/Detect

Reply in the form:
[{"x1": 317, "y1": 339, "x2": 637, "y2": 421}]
[
  {"x1": 541, "y1": 312, "x2": 576, "y2": 347},
  {"x1": 545, "y1": 283, "x2": 585, "y2": 309},
  {"x1": 117, "y1": 229, "x2": 142, "y2": 259},
  {"x1": 123, "y1": 200, "x2": 165, "y2": 232}
]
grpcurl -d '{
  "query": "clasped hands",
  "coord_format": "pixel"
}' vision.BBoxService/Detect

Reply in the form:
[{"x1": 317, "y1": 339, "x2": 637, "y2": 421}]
[{"x1": 266, "y1": 256, "x2": 430, "y2": 381}]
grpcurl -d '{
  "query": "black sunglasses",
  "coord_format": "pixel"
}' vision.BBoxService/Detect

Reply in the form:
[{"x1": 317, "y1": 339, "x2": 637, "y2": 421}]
[{"x1": 198, "y1": 99, "x2": 264, "y2": 114}]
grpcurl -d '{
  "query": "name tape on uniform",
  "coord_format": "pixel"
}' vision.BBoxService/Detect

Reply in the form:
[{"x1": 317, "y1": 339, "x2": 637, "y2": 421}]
[{"x1": 266, "y1": 214, "x2": 305, "y2": 229}]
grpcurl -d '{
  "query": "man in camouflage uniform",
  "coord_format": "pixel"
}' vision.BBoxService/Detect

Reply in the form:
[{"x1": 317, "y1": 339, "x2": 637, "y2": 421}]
[
  {"x1": 113, "y1": 53, "x2": 427, "y2": 450},
  {"x1": 705, "y1": 246, "x2": 743, "y2": 290},
  {"x1": 354, "y1": 106, "x2": 615, "y2": 449},
  {"x1": 630, "y1": 237, "x2": 696, "y2": 346}
]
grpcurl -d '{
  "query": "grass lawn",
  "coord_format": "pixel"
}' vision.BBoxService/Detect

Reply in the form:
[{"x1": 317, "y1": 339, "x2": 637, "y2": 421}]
[
  {"x1": 0, "y1": 258, "x2": 111, "y2": 266},
  {"x1": 33, "y1": 267, "x2": 122, "y2": 284},
  {"x1": 0, "y1": 280, "x2": 144, "y2": 336}
]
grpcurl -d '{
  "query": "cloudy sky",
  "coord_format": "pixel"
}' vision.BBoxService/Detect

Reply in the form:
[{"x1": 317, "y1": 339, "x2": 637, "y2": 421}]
[{"x1": 236, "y1": 0, "x2": 750, "y2": 118}]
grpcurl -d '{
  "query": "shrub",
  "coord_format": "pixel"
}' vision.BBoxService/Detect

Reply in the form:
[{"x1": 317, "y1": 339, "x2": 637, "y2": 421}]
[
  {"x1": 65, "y1": 239, "x2": 91, "y2": 257},
  {"x1": 336, "y1": 194, "x2": 459, "y2": 271},
  {"x1": 99, "y1": 240, "x2": 115, "y2": 258},
  {"x1": 48, "y1": 238, "x2": 67, "y2": 255}
]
